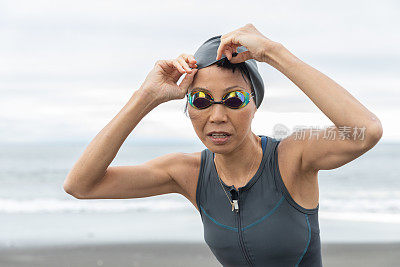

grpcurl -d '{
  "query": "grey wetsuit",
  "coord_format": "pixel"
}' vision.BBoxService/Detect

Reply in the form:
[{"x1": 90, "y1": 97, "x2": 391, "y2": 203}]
[{"x1": 196, "y1": 135, "x2": 322, "y2": 267}]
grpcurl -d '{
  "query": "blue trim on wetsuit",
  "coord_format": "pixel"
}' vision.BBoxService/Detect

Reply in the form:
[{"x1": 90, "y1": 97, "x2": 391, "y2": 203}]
[
  {"x1": 242, "y1": 195, "x2": 285, "y2": 230},
  {"x1": 200, "y1": 195, "x2": 285, "y2": 231},
  {"x1": 295, "y1": 214, "x2": 311, "y2": 267},
  {"x1": 200, "y1": 205, "x2": 238, "y2": 232}
]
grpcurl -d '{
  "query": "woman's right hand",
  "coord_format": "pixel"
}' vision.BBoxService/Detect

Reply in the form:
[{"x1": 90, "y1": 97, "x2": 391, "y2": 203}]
[{"x1": 139, "y1": 53, "x2": 198, "y2": 104}]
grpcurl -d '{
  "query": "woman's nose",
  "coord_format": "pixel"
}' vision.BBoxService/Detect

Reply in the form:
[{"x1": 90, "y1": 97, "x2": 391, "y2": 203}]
[{"x1": 209, "y1": 103, "x2": 228, "y2": 123}]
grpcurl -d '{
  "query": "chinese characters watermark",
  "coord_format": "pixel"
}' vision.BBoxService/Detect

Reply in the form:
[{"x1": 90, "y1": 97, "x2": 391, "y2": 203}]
[{"x1": 272, "y1": 124, "x2": 367, "y2": 141}]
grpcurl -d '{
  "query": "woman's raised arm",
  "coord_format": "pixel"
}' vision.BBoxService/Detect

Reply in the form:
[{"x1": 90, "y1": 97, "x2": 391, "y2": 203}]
[
  {"x1": 63, "y1": 55, "x2": 198, "y2": 199},
  {"x1": 214, "y1": 23, "x2": 383, "y2": 172}
]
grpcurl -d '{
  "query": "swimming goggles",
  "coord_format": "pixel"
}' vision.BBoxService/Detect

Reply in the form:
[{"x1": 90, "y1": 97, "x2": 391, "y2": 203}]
[{"x1": 187, "y1": 90, "x2": 254, "y2": 110}]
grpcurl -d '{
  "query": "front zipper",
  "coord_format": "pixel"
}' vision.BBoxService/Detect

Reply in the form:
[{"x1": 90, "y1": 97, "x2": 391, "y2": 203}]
[{"x1": 236, "y1": 190, "x2": 253, "y2": 266}]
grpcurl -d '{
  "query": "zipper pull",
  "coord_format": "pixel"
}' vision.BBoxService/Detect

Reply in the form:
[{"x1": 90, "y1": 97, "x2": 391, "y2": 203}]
[
  {"x1": 230, "y1": 188, "x2": 239, "y2": 213},
  {"x1": 233, "y1": 199, "x2": 239, "y2": 212}
]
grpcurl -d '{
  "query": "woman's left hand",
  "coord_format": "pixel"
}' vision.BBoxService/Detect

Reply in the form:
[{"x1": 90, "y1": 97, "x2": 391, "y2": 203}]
[{"x1": 216, "y1": 23, "x2": 280, "y2": 64}]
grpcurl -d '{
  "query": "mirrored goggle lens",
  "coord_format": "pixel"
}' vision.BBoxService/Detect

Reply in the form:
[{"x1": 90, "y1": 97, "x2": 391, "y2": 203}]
[
  {"x1": 191, "y1": 91, "x2": 213, "y2": 109},
  {"x1": 223, "y1": 91, "x2": 246, "y2": 109}
]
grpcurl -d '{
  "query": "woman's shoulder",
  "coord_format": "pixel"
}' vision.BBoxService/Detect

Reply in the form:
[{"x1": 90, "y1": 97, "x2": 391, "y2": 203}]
[
  {"x1": 168, "y1": 151, "x2": 203, "y2": 202},
  {"x1": 166, "y1": 150, "x2": 202, "y2": 176}
]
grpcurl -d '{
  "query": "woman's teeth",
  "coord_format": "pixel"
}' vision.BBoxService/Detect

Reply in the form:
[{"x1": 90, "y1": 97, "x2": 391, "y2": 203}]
[{"x1": 212, "y1": 134, "x2": 228, "y2": 138}]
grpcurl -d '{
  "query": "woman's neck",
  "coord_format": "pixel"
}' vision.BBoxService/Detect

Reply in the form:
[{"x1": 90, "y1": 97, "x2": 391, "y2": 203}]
[{"x1": 214, "y1": 133, "x2": 262, "y2": 187}]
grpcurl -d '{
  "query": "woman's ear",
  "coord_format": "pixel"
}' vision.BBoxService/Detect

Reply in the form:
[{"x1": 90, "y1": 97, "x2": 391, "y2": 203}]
[{"x1": 252, "y1": 105, "x2": 257, "y2": 119}]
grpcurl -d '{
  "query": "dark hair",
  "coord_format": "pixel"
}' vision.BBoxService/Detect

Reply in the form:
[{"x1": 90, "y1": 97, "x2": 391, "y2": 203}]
[{"x1": 183, "y1": 57, "x2": 255, "y2": 117}]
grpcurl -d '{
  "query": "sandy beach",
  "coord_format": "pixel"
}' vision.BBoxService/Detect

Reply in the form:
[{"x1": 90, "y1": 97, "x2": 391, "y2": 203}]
[{"x1": 0, "y1": 242, "x2": 399, "y2": 267}]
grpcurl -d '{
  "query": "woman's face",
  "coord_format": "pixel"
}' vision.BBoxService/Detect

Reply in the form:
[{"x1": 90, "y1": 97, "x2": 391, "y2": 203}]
[{"x1": 188, "y1": 65, "x2": 257, "y2": 153}]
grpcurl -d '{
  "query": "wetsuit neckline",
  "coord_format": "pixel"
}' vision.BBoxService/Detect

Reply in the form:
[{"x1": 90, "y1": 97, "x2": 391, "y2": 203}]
[{"x1": 211, "y1": 135, "x2": 268, "y2": 192}]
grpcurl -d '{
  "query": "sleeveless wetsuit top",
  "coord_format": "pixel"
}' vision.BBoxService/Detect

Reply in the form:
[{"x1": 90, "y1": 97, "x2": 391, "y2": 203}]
[{"x1": 196, "y1": 135, "x2": 322, "y2": 267}]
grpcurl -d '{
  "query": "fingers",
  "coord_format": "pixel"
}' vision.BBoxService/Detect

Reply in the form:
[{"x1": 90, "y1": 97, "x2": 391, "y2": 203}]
[
  {"x1": 229, "y1": 50, "x2": 251, "y2": 64},
  {"x1": 177, "y1": 57, "x2": 193, "y2": 73},
  {"x1": 187, "y1": 54, "x2": 198, "y2": 67},
  {"x1": 216, "y1": 34, "x2": 230, "y2": 61},
  {"x1": 174, "y1": 53, "x2": 198, "y2": 75},
  {"x1": 223, "y1": 48, "x2": 232, "y2": 61},
  {"x1": 179, "y1": 68, "x2": 197, "y2": 92},
  {"x1": 216, "y1": 34, "x2": 240, "y2": 61},
  {"x1": 172, "y1": 60, "x2": 186, "y2": 74},
  {"x1": 158, "y1": 54, "x2": 198, "y2": 77}
]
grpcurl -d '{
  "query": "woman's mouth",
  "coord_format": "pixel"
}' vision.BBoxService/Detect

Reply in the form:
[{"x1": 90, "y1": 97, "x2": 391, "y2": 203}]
[{"x1": 207, "y1": 133, "x2": 231, "y2": 145}]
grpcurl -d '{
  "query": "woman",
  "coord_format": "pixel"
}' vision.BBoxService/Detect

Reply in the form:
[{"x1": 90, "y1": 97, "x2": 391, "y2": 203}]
[{"x1": 63, "y1": 24, "x2": 383, "y2": 266}]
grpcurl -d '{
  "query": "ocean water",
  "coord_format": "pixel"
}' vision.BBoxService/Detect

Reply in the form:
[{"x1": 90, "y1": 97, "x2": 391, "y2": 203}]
[{"x1": 0, "y1": 139, "x2": 399, "y2": 247}]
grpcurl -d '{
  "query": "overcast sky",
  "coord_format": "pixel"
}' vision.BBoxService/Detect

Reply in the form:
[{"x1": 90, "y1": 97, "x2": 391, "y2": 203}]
[{"x1": 0, "y1": 0, "x2": 399, "y2": 144}]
